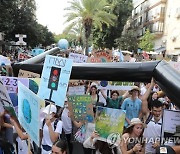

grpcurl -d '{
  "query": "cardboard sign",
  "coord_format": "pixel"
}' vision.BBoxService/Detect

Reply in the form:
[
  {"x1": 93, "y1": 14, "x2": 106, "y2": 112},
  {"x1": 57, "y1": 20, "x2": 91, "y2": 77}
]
[
  {"x1": 0, "y1": 79, "x2": 13, "y2": 106},
  {"x1": 38, "y1": 55, "x2": 73, "y2": 107},
  {"x1": 162, "y1": 110, "x2": 180, "y2": 134},
  {"x1": 69, "y1": 53, "x2": 88, "y2": 63},
  {"x1": 94, "y1": 51, "x2": 112, "y2": 62},
  {"x1": 95, "y1": 107, "x2": 125, "y2": 145},
  {"x1": 87, "y1": 57, "x2": 102, "y2": 63},
  {"x1": 18, "y1": 69, "x2": 40, "y2": 78},
  {"x1": 68, "y1": 95, "x2": 94, "y2": 123},
  {"x1": 18, "y1": 82, "x2": 44, "y2": 146},
  {"x1": 1, "y1": 76, "x2": 29, "y2": 93}
]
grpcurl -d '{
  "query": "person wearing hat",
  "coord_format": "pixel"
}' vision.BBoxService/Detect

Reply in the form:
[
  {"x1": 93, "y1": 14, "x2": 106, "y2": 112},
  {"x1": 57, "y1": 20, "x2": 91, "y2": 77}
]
[
  {"x1": 141, "y1": 78, "x2": 164, "y2": 154},
  {"x1": 121, "y1": 86, "x2": 142, "y2": 128},
  {"x1": 120, "y1": 118, "x2": 145, "y2": 154},
  {"x1": 40, "y1": 104, "x2": 63, "y2": 154}
]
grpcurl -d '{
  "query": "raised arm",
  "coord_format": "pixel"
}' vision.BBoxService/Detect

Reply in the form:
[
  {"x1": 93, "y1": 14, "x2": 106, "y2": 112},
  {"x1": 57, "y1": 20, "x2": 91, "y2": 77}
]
[
  {"x1": 122, "y1": 91, "x2": 129, "y2": 99},
  {"x1": 141, "y1": 78, "x2": 155, "y2": 114}
]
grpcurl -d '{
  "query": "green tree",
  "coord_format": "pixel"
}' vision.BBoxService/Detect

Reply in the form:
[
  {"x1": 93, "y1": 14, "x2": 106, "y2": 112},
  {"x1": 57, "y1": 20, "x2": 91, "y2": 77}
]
[
  {"x1": 93, "y1": 0, "x2": 133, "y2": 49},
  {"x1": 64, "y1": 0, "x2": 116, "y2": 55},
  {"x1": 139, "y1": 29, "x2": 154, "y2": 52},
  {"x1": 115, "y1": 30, "x2": 138, "y2": 51}
]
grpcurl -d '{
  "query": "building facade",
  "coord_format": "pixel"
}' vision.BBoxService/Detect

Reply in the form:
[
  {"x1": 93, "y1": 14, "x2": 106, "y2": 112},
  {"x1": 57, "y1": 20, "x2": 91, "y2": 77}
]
[{"x1": 123, "y1": 0, "x2": 180, "y2": 56}]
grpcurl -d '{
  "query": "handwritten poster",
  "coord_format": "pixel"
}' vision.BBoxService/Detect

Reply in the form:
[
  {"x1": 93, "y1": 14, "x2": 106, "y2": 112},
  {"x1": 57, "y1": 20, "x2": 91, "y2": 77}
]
[
  {"x1": 1, "y1": 76, "x2": 29, "y2": 93},
  {"x1": 68, "y1": 95, "x2": 94, "y2": 122},
  {"x1": 162, "y1": 110, "x2": 180, "y2": 134},
  {"x1": 18, "y1": 82, "x2": 44, "y2": 146},
  {"x1": 95, "y1": 107, "x2": 125, "y2": 145},
  {"x1": 68, "y1": 86, "x2": 85, "y2": 95},
  {"x1": 38, "y1": 55, "x2": 73, "y2": 107},
  {"x1": 69, "y1": 53, "x2": 88, "y2": 63},
  {"x1": 18, "y1": 69, "x2": 40, "y2": 78},
  {"x1": 0, "y1": 79, "x2": 13, "y2": 106},
  {"x1": 94, "y1": 51, "x2": 112, "y2": 62}
]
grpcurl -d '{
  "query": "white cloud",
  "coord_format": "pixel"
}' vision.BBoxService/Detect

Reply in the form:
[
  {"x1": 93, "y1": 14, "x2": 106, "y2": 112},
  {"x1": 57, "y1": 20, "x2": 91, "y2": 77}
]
[{"x1": 35, "y1": 0, "x2": 70, "y2": 34}]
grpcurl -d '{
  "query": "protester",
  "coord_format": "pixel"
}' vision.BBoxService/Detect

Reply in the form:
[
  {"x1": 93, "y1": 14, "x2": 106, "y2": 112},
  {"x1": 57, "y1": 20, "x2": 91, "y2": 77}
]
[
  {"x1": 40, "y1": 104, "x2": 63, "y2": 154},
  {"x1": 83, "y1": 131, "x2": 121, "y2": 154},
  {"x1": 120, "y1": 118, "x2": 145, "y2": 154},
  {"x1": 10, "y1": 117, "x2": 33, "y2": 154},
  {"x1": 121, "y1": 86, "x2": 142, "y2": 128},
  {"x1": 61, "y1": 98, "x2": 73, "y2": 154},
  {"x1": 141, "y1": 79, "x2": 164, "y2": 153},
  {"x1": 51, "y1": 140, "x2": 68, "y2": 154},
  {"x1": 100, "y1": 89, "x2": 129, "y2": 109}
]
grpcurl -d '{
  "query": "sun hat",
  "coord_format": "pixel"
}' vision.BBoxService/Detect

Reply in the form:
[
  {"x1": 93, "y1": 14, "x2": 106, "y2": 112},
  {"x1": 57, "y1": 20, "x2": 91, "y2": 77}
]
[
  {"x1": 127, "y1": 118, "x2": 145, "y2": 128},
  {"x1": 42, "y1": 104, "x2": 57, "y2": 114},
  {"x1": 129, "y1": 86, "x2": 140, "y2": 93}
]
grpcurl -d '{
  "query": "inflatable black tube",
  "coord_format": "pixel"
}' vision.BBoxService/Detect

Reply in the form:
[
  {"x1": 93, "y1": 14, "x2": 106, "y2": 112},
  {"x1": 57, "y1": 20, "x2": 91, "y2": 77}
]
[
  {"x1": 12, "y1": 60, "x2": 180, "y2": 108},
  {"x1": 12, "y1": 61, "x2": 159, "y2": 82},
  {"x1": 154, "y1": 60, "x2": 180, "y2": 105}
]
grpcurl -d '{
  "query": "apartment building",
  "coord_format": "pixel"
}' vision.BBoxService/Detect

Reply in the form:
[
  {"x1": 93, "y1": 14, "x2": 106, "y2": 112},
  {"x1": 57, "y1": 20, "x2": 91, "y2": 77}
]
[{"x1": 123, "y1": 0, "x2": 180, "y2": 56}]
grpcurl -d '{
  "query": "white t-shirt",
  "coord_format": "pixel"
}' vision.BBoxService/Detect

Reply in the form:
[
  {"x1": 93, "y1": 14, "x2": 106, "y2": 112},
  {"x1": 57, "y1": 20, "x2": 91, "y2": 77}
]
[
  {"x1": 16, "y1": 134, "x2": 28, "y2": 154},
  {"x1": 61, "y1": 108, "x2": 72, "y2": 134},
  {"x1": 98, "y1": 89, "x2": 107, "y2": 106},
  {"x1": 143, "y1": 117, "x2": 162, "y2": 154},
  {"x1": 41, "y1": 119, "x2": 63, "y2": 146}
]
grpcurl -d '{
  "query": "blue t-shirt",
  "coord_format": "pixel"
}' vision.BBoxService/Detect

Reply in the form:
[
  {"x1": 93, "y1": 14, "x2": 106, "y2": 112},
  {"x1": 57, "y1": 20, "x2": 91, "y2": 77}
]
[{"x1": 121, "y1": 97, "x2": 142, "y2": 127}]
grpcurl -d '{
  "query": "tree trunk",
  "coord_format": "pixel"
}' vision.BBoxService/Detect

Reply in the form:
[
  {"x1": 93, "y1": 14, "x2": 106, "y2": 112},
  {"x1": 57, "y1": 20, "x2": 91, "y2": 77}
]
[{"x1": 85, "y1": 36, "x2": 89, "y2": 56}]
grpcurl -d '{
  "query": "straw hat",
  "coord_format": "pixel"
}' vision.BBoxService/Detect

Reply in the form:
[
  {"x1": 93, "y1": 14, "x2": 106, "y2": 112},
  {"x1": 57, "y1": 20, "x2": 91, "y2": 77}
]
[
  {"x1": 127, "y1": 118, "x2": 145, "y2": 128},
  {"x1": 129, "y1": 86, "x2": 140, "y2": 93}
]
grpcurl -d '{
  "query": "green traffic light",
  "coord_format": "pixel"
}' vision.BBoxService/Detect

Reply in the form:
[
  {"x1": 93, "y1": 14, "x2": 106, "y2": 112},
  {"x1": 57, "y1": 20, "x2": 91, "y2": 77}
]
[{"x1": 51, "y1": 82, "x2": 56, "y2": 88}]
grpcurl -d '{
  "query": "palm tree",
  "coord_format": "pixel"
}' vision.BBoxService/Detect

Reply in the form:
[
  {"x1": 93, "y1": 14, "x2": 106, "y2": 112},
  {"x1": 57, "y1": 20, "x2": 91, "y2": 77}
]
[{"x1": 64, "y1": 0, "x2": 117, "y2": 55}]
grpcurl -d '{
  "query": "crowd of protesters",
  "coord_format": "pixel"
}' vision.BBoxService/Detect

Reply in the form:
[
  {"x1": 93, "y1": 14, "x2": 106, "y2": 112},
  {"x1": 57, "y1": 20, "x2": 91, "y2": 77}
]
[{"x1": 0, "y1": 48, "x2": 180, "y2": 154}]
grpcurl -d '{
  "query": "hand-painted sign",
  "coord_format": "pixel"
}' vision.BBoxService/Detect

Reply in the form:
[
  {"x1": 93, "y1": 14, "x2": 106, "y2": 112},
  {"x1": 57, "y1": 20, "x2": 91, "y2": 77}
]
[
  {"x1": 18, "y1": 82, "x2": 44, "y2": 146},
  {"x1": 38, "y1": 55, "x2": 73, "y2": 107},
  {"x1": 18, "y1": 69, "x2": 40, "y2": 78},
  {"x1": 95, "y1": 107, "x2": 125, "y2": 145},
  {"x1": 69, "y1": 53, "x2": 88, "y2": 63},
  {"x1": 68, "y1": 95, "x2": 94, "y2": 123}
]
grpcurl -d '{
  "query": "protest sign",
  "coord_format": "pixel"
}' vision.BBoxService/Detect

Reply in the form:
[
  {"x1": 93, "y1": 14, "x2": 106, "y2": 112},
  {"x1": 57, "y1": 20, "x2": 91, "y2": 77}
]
[
  {"x1": 18, "y1": 69, "x2": 40, "y2": 78},
  {"x1": 98, "y1": 81, "x2": 134, "y2": 90},
  {"x1": 0, "y1": 76, "x2": 29, "y2": 93},
  {"x1": 69, "y1": 53, "x2": 88, "y2": 63},
  {"x1": 95, "y1": 107, "x2": 125, "y2": 145},
  {"x1": 18, "y1": 82, "x2": 44, "y2": 146},
  {"x1": 68, "y1": 95, "x2": 94, "y2": 123},
  {"x1": 87, "y1": 57, "x2": 102, "y2": 63},
  {"x1": 29, "y1": 78, "x2": 41, "y2": 94},
  {"x1": 162, "y1": 110, "x2": 180, "y2": 134},
  {"x1": 68, "y1": 86, "x2": 85, "y2": 95},
  {"x1": 0, "y1": 79, "x2": 13, "y2": 106},
  {"x1": 38, "y1": 55, "x2": 73, "y2": 107},
  {"x1": 94, "y1": 51, "x2": 112, "y2": 62}
]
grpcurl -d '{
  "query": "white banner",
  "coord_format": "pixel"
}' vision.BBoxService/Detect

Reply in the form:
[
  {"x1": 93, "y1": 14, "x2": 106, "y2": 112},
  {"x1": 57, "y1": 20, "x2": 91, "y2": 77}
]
[
  {"x1": 69, "y1": 53, "x2": 88, "y2": 63},
  {"x1": 68, "y1": 86, "x2": 85, "y2": 95}
]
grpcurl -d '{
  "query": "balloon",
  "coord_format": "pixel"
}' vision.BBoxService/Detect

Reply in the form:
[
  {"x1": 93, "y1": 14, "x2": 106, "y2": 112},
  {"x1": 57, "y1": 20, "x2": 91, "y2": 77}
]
[{"x1": 58, "y1": 39, "x2": 69, "y2": 50}]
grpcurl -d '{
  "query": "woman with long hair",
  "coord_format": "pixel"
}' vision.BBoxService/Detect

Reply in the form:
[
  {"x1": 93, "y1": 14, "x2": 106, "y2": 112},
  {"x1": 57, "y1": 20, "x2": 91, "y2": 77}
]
[{"x1": 120, "y1": 118, "x2": 145, "y2": 154}]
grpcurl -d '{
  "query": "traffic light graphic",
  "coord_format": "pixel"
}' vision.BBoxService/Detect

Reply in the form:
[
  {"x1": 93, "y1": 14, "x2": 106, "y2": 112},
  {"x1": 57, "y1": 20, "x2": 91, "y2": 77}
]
[{"x1": 48, "y1": 67, "x2": 61, "y2": 91}]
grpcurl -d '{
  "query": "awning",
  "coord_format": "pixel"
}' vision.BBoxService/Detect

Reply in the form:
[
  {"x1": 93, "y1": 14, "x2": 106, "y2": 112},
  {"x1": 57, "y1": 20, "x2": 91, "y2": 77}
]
[{"x1": 154, "y1": 47, "x2": 166, "y2": 53}]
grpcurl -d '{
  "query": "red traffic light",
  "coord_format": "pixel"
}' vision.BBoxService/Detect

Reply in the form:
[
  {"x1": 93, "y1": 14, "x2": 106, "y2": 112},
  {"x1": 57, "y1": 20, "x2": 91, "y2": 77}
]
[{"x1": 53, "y1": 69, "x2": 58, "y2": 75}]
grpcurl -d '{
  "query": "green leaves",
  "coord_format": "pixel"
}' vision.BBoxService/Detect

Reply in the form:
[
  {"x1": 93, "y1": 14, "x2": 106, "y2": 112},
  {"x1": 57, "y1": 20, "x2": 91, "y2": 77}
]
[{"x1": 139, "y1": 29, "x2": 154, "y2": 52}]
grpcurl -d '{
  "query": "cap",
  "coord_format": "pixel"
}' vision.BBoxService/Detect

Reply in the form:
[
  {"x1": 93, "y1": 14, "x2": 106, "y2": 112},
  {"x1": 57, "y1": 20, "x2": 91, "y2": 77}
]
[{"x1": 42, "y1": 104, "x2": 57, "y2": 114}]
